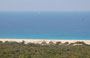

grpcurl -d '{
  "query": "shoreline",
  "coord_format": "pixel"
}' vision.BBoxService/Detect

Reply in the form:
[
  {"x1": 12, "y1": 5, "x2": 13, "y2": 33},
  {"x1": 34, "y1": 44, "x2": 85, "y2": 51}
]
[{"x1": 0, "y1": 38, "x2": 90, "y2": 44}]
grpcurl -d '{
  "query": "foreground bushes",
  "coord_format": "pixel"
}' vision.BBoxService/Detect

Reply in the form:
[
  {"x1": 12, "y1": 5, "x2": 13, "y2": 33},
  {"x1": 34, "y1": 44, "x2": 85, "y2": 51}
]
[{"x1": 0, "y1": 41, "x2": 90, "y2": 58}]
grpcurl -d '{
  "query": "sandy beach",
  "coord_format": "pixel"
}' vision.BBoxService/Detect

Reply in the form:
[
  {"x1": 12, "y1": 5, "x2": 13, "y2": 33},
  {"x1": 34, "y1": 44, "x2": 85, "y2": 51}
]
[{"x1": 0, "y1": 38, "x2": 90, "y2": 44}]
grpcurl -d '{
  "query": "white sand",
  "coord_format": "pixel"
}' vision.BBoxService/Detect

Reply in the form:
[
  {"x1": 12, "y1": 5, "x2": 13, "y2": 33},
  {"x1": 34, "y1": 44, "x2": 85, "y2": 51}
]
[{"x1": 0, "y1": 38, "x2": 90, "y2": 44}]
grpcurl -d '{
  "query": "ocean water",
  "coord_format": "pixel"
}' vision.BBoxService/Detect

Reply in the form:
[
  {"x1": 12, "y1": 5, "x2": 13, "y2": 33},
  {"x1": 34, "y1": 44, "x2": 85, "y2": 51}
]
[{"x1": 0, "y1": 12, "x2": 90, "y2": 40}]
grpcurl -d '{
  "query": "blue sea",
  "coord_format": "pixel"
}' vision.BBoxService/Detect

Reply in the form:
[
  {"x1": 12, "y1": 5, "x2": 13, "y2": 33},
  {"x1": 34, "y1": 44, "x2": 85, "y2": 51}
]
[{"x1": 0, "y1": 12, "x2": 90, "y2": 40}]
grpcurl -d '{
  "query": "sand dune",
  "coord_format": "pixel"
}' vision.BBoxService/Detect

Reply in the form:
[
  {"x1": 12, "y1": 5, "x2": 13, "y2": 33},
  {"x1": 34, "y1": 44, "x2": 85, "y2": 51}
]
[{"x1": 0, "y1": 39, "x2": 90, "y2": 44}]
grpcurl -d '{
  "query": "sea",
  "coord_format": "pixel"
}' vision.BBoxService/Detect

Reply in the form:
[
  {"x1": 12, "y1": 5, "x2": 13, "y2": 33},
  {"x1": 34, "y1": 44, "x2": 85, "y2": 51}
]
[{"x1": 0, "y1": 12, "x2": 90, "y2": 40}]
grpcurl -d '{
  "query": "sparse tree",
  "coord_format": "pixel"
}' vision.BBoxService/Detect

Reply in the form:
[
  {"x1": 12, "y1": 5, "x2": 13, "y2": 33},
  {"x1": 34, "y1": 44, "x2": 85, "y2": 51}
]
[
  {"x1": 56, "y1": 42, "x2": 61, "y2": 45},
  {"x1": 64, "y1": 42, "x2": 69, "y2": 45},
  {"x1": 0, "y1": 41, "x2": 3, "y2": 44},
  {"x1": 41, "y1": 41, "x2": 47, "y2": 45},
  {"x1": 21, "y1": 40, "x2": 25, "y2": 45},
  {"x1": 49, "y1": 41, "x2": 54, "y2": 45}
]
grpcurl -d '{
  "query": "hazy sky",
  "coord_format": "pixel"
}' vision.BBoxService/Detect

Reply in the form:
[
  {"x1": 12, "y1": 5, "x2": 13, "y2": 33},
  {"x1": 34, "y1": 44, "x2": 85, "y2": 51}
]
[{"x1": 0, "y1": 0, "x2": 90, "y2": 11}]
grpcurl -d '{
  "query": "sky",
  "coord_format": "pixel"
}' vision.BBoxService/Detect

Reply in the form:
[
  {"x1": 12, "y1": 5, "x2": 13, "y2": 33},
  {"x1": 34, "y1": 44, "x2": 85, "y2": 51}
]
[{"x1": 0, "y1": 0, "x2": 90, "y2": 11}]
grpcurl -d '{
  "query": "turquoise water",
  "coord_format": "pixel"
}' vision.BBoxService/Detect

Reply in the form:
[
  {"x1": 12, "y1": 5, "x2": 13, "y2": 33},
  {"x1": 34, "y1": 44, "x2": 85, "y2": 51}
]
[{"x1": 0, "y1": 12, "x2": 90, "y2": 40}]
